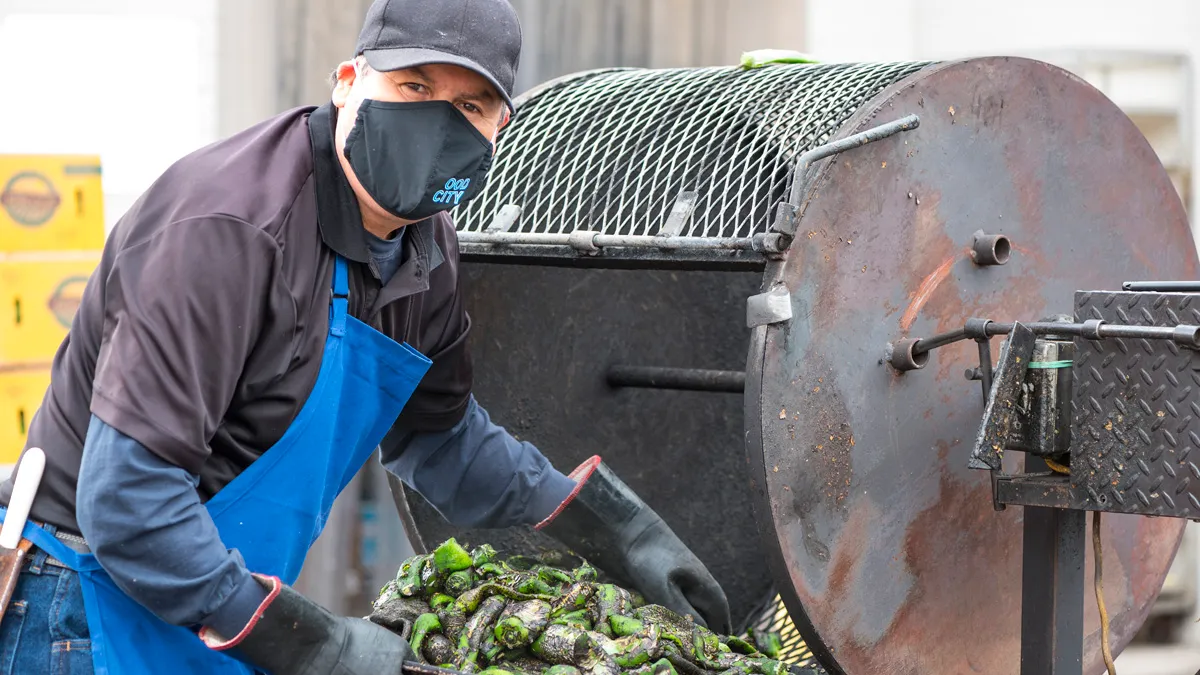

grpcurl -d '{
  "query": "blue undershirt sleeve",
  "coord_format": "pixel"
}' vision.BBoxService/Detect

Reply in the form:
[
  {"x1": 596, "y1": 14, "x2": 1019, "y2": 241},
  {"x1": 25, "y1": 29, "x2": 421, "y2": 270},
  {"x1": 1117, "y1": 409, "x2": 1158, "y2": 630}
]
[
  {"x1": 75, "y1": 415, "x2": 267, "y2": 637},
  {"x1": 382, "y1": 396, "x2": 576, "y2": 528}
]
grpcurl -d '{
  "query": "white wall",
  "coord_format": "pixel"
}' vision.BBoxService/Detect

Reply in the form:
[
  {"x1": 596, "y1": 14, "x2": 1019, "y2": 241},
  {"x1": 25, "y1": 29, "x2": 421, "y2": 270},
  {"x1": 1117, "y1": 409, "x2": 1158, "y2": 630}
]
[
  {"x1": 0, "y1": 0, "x2": 218, "y2": 233},
  {"x1": 807, "y1": 0, "x2": 1199, "y2": 240}
]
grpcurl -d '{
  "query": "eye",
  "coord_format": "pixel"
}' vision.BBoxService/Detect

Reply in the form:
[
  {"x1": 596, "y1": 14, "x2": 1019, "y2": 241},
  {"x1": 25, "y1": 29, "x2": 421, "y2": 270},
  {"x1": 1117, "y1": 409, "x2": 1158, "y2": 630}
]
[
  {"x1": 460, "y1": 102, "x2": 482, "y2": 115},
  {"x1": 402, "y1": 82, "x2": 429, "y2": 95}
]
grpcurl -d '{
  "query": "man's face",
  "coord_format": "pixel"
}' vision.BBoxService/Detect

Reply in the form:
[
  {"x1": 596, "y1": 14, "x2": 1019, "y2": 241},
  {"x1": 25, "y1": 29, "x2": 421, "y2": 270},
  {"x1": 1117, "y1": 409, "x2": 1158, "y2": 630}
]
[{"x1": 331, "y1": 57, "x2": 510, "y2": 231}]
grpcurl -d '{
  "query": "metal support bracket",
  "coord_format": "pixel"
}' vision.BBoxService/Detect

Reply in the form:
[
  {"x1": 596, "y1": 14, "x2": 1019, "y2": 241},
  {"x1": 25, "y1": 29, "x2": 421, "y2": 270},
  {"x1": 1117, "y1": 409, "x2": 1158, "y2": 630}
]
[
  {"x1": 746, "y1": 285, "x2": 793, "y2": 328},
  {"x1": 770, "y1": 202, "x2": 799, "y2": 237},
  {"x1": 658, "y1": 191, "x2": 699, "y2": 239},
  {"x1": 484, "y1": 204, "x2": 522, "y2": 233},
  {"x1": 969, "y1": 322, "x2": 1036, "y2": 470}
]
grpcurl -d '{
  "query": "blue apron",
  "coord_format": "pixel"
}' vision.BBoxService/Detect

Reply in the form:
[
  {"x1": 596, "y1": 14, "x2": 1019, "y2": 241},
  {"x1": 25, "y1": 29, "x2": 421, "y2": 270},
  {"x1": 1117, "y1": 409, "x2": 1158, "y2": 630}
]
[{"x1": 7, "y1": 254, "x2": 432, "y2": 674}]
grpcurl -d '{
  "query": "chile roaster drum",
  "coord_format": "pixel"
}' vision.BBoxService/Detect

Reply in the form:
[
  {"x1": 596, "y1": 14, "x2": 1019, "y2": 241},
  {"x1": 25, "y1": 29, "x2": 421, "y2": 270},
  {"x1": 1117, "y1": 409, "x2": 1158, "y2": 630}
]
[{"x1": 390, "y1": 57, "x2": 1199, "y2": 675}]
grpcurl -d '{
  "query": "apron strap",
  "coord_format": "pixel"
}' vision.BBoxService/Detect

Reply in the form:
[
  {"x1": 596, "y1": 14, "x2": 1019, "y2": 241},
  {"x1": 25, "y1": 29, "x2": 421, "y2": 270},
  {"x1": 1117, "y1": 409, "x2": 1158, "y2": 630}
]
[
  {"x1": 0, "y1": 506, "x2": 100, "y2": 572},
  {"x1": 329, "y1": 255, "x2": 349, "y2": 338}
]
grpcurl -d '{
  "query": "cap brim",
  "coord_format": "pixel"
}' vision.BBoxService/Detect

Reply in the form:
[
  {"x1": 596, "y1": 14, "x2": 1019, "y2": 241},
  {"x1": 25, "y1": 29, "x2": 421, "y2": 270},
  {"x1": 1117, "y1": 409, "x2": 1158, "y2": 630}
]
[{"x1": 363, "y1": 48, "x2": 515, "y2": 115}]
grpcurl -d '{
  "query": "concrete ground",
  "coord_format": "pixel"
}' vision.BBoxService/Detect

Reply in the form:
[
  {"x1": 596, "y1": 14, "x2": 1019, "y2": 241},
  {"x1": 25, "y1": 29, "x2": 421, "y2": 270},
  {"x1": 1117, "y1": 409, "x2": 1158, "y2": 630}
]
[{"x1": 1116, "y1": 644, "x2": 1200, "y2": 675}]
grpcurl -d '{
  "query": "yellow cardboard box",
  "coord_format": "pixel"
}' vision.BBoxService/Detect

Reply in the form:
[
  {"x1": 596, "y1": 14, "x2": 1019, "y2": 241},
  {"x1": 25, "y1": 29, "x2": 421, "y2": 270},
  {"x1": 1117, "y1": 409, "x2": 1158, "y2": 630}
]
[
  {"x1": 0, "y1": 366, "x2": 49, "y2": 466},
  {"x1": 0, "y1": 154, "x2": 106, "y2": 252},
  {"x1": 0, "y1": 252, "x2": 100, "y2": 366}
]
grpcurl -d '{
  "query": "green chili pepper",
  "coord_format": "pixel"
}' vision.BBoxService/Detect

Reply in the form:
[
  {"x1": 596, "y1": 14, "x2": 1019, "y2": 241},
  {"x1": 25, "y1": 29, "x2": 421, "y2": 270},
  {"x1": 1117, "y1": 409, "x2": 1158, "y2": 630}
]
[
  {"x1": 550, "y1": 609, "x2": 593, "y2": 631},
  {"x1": 396, "y1": 555, "x2": 430, "y2": 597},
  {"x1": 368, "y1": 596, "x2": 434, "y2": 639},
  {"x1": 719, "y1": 635, "x2": 757, "y2": 656},
  {"x1": 439, "y1": 605, "x2": 468, "y2": 643},
  {"x1": 470, "y1": 543, "x2": 497, "y2": 567},
  {"x1": 607, "y1": 635, "x2": 656, "y2": 668},
  {"x1": 592, "y1": 585, "x2": 634, "y2": 638},
  {"x1": 648, "y1": 658, "x2": 677, "y2": 675},
  {"x1": 552, "y1": 583, "x2": 596, "y2": 615},
  {"x1": 739, "y1": 49, "x2": 819, "y2": 70},
  {"x1": 434, "y1": 538, "x2": 475, "y2": 573},
  {"x1": 480, "y1": 631, "x2": 502, "y2": 664},
  {"x1": 576, "y1": 642, "x2": 621, "y2": 675},
  {"x1": 423, "y1": 633, "x2": 455, "y2": 666},
  {"x1": 458, "y1": 595, "x2": 508, "y2": 659},
  {"x1": 454, "y1": 583, "x2": 551, "y2": 614},
  {"x1": 378, "y1": 541, "x2": 797, "y2": 675},
  {"x1": 538, "y1": 566, "x2": 573, "y2": 586},
  {"x1": 690, "y1": 624, "x2": 727, "y2": 670},
  {"x1": 494, "y1": 599, "x2": 553, "y2": 649},
  {"x1": 531, "y1": 624, "x2": 591, "y2": 664},
  {"x1": 430, "y1": 593, "x2": 455, "y2": 610},
  {"x1": 476, "y1": 562, "x2": 506, "y2": 578},
  {"x1": 515, "y1": 576, "x2": 555, "y2": 596},
  {"x1": 608, "y1": 615, "x2": 643, "y2": 638},
  {"x1": 499, "y1": 656, "x2": 550, "y2": 675},
  {"x1": 629, "y1": 591, "x2": 648, "y2": 609},
  {"x1": 572, "y1": 563, "x2": 597, "y2": 583},
  {"x1": 409, "y1": 613, "x2": 442, "y2": 655},
  {"x1": 748, "y1": 630, "x2": 783, "y2": 659},
  {"x1": 445, "y1": 569, "x2": 476, "y2": 596},
  {"x1": 634, "y1": 606, "x2": 694, "y2": 637},
  {"x1": 421, "y1": 555, "x2": 450, "y2": 596},
  {"x1": 460, "y1": 650, "x2": 481, "y2": 674},
  {"x1": 375, "y1": 579, "x2": 401, "y2": 606}
]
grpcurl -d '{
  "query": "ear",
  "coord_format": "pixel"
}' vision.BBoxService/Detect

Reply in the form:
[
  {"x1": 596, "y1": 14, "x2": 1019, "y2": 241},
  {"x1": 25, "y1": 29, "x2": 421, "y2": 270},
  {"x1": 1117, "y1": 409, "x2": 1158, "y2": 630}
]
[
  {"x1": 331, "y1": 60, "x2": 358, "y2": 108},
  {"x1": 491, "y1": 110, "x2": 511, "y2": 153}
]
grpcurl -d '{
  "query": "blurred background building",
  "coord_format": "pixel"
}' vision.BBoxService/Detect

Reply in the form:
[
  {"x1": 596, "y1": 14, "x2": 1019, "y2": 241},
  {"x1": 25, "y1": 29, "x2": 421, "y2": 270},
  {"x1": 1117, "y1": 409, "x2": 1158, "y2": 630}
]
[{"x1": 1, "y1": 0, "x2": 1198, "y2": 669}]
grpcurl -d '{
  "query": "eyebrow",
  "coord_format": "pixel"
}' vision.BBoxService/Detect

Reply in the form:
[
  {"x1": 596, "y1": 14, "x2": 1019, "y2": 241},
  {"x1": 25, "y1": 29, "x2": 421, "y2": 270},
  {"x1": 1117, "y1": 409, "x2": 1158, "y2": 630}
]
[{"x1": 407, "y1": 65, "x2": 500, "y2": 107}]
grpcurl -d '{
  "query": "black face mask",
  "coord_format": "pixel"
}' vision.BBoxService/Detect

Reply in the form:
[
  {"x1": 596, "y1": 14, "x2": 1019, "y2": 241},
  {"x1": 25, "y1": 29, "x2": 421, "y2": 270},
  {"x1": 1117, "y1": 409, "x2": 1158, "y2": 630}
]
[{"x1": 343, "y1": 99, "x2": 494, "y2": 221}]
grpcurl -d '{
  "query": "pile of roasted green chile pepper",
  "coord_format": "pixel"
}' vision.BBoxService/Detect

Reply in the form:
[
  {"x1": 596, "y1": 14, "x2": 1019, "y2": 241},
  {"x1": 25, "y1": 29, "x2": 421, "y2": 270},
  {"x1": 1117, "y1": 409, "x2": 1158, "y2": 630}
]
[{"x1": 369, "y1": 539, "x2": 790, "y2": 675}]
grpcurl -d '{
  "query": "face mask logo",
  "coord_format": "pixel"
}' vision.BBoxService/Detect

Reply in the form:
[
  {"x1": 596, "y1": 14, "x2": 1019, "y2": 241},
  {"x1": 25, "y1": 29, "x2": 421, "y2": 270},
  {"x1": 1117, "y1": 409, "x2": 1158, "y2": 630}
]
[{"x1": 432, "y1": 178, "x2": 472, "y2": 206}]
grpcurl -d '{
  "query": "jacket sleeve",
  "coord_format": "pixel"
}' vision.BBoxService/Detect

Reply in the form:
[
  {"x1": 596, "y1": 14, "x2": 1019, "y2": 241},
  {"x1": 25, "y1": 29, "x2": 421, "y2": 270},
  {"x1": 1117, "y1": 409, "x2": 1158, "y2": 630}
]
[
  {"x1": 76, "y1": 415, "x2": 267, "y2": 635},
  {"x1": 381, "y1": 396, "x2": 576, "y2": 528},
  {"x1": 89, "y1": 216, "x2": 286, "y2": 473}
]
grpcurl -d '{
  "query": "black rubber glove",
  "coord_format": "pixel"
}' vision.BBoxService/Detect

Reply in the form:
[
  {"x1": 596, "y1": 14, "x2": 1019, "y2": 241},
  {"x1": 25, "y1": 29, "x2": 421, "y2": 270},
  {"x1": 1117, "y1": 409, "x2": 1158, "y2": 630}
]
[
  {"x1": 536, "y1": 456, "x2": 733, "y2": 634},
  {"x1": 200, "y1": 574, "x2": 413, "y2": 675}
]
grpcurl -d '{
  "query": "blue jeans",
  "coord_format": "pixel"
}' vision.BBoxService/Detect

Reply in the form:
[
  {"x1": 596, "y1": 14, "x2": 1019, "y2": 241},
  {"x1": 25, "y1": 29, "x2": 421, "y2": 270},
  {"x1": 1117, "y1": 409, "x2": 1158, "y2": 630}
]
[{"x1": 0, "y1": 525, "x2": 92, "y2": 674}]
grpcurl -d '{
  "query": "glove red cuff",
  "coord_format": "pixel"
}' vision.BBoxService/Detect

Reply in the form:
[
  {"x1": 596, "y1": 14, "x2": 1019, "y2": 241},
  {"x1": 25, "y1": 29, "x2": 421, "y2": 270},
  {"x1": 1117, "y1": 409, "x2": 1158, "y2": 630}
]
[
  {"x1": 534, "y1": 455, "x2": 601, "y2": 530},
  {"x1": 199, "y1": 574, "x2": 282, "y2": 651}
]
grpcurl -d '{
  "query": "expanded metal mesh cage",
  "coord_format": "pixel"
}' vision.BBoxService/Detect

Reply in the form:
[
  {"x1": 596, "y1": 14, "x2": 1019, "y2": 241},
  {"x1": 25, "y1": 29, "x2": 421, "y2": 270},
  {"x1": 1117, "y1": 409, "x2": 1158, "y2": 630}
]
[
  {"x1": 454, "y1": 61, "x2": 931, "y2": 242},
  {"x1": 744, "y1": 594, "x2": 821, "y2": 673}
]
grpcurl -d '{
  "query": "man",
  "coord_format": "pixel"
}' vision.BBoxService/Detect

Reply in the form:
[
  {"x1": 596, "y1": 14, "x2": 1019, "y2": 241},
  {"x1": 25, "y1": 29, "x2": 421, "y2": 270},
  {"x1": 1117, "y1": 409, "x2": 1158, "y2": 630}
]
[{"x1": 0, "y1": 1, "x2": 730, "y2": 674}]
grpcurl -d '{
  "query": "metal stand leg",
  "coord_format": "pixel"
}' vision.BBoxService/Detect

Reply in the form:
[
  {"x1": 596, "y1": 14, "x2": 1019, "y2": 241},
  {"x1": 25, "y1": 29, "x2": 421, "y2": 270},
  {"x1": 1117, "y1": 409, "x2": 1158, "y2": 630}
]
[{"x1": 1020, "y1": 504, "x2": 1087, "y2": 675}]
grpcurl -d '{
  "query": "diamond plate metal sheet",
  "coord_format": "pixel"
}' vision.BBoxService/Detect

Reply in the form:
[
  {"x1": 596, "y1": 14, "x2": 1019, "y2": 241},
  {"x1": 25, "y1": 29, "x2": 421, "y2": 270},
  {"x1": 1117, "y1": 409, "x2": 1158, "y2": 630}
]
[
  {"x1": 1071, "y1": 290, "x2": 1200, "y2": 517},
  {"x1": 453, "y1": 62, "x2": 931, "y2": 241}
]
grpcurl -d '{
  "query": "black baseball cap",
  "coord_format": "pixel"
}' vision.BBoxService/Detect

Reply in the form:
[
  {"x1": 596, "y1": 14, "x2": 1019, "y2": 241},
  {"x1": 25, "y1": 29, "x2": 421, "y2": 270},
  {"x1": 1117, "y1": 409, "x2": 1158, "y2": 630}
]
[{"x1": 355, "y1": 0, "x2": 522, "y2": 114}]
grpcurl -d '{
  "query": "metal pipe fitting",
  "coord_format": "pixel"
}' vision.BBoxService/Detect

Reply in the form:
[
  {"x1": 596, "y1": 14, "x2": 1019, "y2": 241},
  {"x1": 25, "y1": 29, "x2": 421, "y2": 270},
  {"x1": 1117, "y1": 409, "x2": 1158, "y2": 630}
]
[
  {"x1": 887, "y1": 338, "x2": 929, "y2": 372},
  {"x1": 1080, "y1": 319, "x2": 1105, "y2": 340},
  {"x1": 971, "y1": 230, "x2": 1011, "y2": 266},
  {"x1": 1173, "y1": 325, "x2": 1200, "y2": 348},
  {"x1": 964, "y1": 318, "x2": 993, "y2": 340}
]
